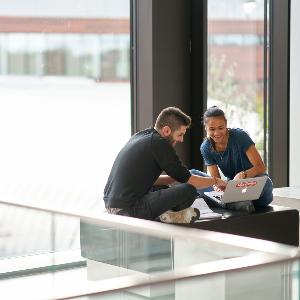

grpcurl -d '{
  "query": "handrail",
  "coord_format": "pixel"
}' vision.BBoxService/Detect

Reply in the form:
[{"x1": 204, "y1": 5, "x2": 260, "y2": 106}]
[
  {"x1": 0, "y1": 198, "x2": 299, "y2": 300},
  {"x1": 0, "y1": 198, "x2": 298, "y2": 256},
  {"x1": 54, "y1": 252, "x2": 297, "y2": 300}
]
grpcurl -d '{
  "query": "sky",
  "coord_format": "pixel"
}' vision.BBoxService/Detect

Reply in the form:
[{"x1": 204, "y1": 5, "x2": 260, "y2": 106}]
[
  {"x1": 0, "y1": 0, "x2": 264, "y2": 20},
  {"x1": 0, "y1": 0, "x2": 130, "y2": 18}
]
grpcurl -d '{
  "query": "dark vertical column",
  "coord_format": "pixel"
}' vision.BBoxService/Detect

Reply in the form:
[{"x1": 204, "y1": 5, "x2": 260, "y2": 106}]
[
  {"x1": 132, "y1": 0, "x2": 192, "y2": 165},
  {"x1": 131, "y1": 0, "x2": 154, "y2": 133},
  {"x1": 269, "y1": 0, "x2": 290, "y2": 187},
  {"x1": 190, "y1": 0, "x2": 207, "y2": 170}
]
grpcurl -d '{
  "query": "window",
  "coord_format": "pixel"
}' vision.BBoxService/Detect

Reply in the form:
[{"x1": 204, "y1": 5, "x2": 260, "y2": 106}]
[
  {"x1": 207, "y1": 0, "x2": 269, "y2": 162},
  {"x1": 0, "y1": 0, "x2": 131, "y2": 258}
]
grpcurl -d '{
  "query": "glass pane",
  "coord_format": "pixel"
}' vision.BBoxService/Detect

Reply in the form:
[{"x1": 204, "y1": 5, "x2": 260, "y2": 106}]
[
  {"x1": 207, "y1": 0, "x2": 267, "y2": 159},
  {"x1": 0, "y1": 202, "x2": 299, "y2": 299},
  {"x1": 0, "y1": 203, "x2": 80, "y2": 258},
  {"x1": 0, "y1": 1, "x2": 131, "y2": 219},
  {"x1": 0, "y1": 0, "x2": 131, "y2": 263}
]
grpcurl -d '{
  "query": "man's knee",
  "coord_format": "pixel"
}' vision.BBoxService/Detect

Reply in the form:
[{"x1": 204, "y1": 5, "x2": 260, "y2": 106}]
[{"x1": 181, "y1": 183, "x2": 197, "y2": 199}]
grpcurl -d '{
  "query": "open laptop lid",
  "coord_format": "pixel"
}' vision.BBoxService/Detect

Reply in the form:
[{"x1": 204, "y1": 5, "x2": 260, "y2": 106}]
[{"x1": 204, "y1": 176, "x2": 268, "y2": 203}]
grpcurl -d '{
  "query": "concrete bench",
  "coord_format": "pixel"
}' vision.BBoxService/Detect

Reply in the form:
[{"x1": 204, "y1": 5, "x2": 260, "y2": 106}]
[{"x1": 178, "y1": 205, "x2": 299, "y2": 247}]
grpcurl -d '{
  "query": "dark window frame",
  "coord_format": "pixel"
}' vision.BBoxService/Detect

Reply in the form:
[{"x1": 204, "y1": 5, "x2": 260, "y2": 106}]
[
  {"x1": 268, "y1": 0, "x2": 290, "y2": 187},
  {"x1": 131, "y1": 0, "x2": 290, "y2": 186},
  {"x1": 131, "y1": 0, "x2": 192, "y2": 166}
]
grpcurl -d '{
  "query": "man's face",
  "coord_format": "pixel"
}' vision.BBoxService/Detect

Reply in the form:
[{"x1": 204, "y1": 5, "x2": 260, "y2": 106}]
[{"x1": 167, "y1": 125, "x2": 187, "y2": 147}]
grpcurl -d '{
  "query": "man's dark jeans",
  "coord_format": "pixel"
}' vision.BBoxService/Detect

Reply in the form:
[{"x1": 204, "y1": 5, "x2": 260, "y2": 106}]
[{"x1": 119, "y1": 183, "x2": 197, "y2": 220}]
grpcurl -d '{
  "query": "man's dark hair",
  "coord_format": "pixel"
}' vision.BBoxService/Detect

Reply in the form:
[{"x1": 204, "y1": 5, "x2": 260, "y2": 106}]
[
  {"x1": 202, "y1": 106, "x2": 227, "y2": 124},
  {"x1": 155, "y1": 107, "x2": 191, "y2": 131}
]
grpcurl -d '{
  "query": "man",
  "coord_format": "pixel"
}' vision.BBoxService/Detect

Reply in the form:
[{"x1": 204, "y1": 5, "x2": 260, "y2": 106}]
[{"x1": 104, "y1": 107, "x2": 226, "y2": 223}]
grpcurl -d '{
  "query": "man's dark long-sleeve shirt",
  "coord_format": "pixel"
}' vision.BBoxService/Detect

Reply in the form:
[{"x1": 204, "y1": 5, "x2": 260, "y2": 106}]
[{"x1": 103, "y1": 128, "x2": 191, "y2": 208}]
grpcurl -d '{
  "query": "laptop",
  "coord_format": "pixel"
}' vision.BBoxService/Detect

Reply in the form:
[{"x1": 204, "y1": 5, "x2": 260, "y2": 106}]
[{"x1": 204, "y1": 176, "x2": 268, "y2": 204}]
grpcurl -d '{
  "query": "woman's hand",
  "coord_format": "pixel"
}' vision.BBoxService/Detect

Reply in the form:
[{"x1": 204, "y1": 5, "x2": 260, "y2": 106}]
[
  {"x1": 214, "y1": 177, "x2": 227, "y2": 191},
  {"x1": 234, "y1": 171, "x2": 246, "y2": 180}
]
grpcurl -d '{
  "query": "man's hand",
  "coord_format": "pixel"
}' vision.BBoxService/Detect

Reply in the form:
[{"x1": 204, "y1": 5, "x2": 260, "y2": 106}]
[
  {"x1": 213, "y1": 185, "x2": 222, "y2": 192},
  {"x1": 188, "y1": 174, "x2": 227, "y2": 190},
  {"x1": 214, "y1": 177, "x2": 227, "y2": 191}
]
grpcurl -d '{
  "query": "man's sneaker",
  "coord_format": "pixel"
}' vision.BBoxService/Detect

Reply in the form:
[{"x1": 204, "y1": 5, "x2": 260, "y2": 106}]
[
  {"x1": 226, "y1": 200, "x2": 255, "y2": 213},
  {"x1": 159, "y1": 207, "x2": 200, "y2": 224}
]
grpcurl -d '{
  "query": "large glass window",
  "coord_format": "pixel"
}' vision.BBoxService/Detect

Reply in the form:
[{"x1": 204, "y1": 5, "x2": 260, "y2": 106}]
[
  {"x1": 207, "y1": 0, "x2": 269, "y2": 161},
  {"x1": 0, "y1": 0, "x2": 131, "y2": 258}
]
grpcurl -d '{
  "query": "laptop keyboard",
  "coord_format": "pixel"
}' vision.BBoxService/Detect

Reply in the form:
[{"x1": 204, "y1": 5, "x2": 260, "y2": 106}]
[
  {"x1": 204, "y1": 191, "x2": 224, "y2": 204},
  {"x1": 214, "y1": 194, "x2": 223, "y2": 201}
]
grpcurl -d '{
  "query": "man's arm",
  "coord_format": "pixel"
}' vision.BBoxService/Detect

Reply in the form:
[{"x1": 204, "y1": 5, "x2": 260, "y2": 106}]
[
  {"x1": 154, "y1": 175, "x2": 176, "y2": 186},
  {"x1": 188, "y1": 174, "x2": 227, "y2": 189}
]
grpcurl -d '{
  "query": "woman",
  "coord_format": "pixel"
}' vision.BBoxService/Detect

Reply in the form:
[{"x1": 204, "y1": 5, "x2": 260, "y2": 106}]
[{"x1": 192, "y1": 106, "x2": 273, "y2": 210}]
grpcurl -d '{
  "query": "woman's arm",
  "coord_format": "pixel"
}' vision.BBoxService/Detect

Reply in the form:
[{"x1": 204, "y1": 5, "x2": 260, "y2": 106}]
[
  {"x1": 234, "y1": 144, "x2": 266, "y2": 179},
  {"x1": 207, "y1": 165, "x2": 221, "y2": 178}
]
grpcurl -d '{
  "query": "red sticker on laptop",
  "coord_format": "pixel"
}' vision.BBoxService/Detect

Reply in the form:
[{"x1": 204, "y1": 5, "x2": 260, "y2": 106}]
[{"x1": 236, "y1": 181, "x2": 257, "y2": 188}]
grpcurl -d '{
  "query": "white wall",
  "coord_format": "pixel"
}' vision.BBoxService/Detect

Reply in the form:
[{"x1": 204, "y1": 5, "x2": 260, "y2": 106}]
[{"x1": 289, "y1": 0, "x2": 300, "y2": 186}]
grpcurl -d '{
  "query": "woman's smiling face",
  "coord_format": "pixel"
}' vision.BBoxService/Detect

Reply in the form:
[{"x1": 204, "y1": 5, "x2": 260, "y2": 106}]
[{"x1": 205, "y1": 116, "x2": 228, "y2": 144}]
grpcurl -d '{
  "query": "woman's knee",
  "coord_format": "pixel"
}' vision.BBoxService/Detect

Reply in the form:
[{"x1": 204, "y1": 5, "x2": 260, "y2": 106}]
[
  {"x1": 190, "y1": 169, "x2": 209, "y2": 177},
  {"x1": 254, "y1": 176, "x2": 273, "y2": 207},
  {"x1": 264, "y1": 177, "x2": 273, "y2": 193}
]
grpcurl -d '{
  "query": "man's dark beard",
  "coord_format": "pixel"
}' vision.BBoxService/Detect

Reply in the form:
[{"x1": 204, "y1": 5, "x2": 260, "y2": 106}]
[{"x1": 166, "y1": 135, "x2": 175, "y2": 146}]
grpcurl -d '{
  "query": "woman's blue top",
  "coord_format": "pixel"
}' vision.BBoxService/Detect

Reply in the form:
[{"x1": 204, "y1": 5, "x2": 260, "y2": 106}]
[{"x1": 200, "y1": 128, "x2": 254, "y2": 180}]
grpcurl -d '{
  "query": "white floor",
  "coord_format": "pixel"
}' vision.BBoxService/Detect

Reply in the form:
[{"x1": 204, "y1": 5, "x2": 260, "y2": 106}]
[
  {"x1": 0, "y1": 76, "x2": 131, "y2": 258},
  {"x1": 0, "y1": 76, "x2": 131, "y2": 209}
]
